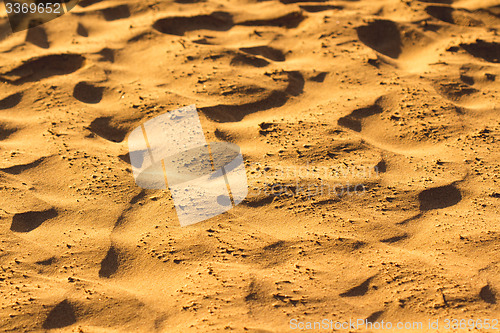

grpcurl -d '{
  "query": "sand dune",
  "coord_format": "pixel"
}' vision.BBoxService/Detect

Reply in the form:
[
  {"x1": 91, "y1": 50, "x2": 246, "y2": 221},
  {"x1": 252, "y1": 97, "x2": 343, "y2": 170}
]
[{"x1": 0, "y1": 0, "x2": 499, "y2": 331}]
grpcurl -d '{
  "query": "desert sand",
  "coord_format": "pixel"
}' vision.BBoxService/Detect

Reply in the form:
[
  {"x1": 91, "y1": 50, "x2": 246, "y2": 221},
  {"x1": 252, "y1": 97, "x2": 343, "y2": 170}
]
[{"x1": 0, "y1": 0, "x2": 499, "y2": 331}]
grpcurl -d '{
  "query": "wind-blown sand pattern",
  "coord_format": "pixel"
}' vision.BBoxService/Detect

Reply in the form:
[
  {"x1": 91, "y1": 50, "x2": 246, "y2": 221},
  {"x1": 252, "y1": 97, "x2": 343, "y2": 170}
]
[{"x1": 0, "y1": 0, "x2": 499, "y2": 331}]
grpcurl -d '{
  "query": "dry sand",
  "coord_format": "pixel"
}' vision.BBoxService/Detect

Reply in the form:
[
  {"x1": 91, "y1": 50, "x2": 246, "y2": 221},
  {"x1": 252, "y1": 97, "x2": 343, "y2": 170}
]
[{"x1": 0, "y1": 0, "x2": 499, "y2": 331}]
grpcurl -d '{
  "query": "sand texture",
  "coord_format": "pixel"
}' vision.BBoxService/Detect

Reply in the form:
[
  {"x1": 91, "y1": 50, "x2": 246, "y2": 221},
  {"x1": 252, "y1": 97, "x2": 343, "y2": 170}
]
[{"x1": 0, "y1": 0, "x2": 499, "y2": 331}]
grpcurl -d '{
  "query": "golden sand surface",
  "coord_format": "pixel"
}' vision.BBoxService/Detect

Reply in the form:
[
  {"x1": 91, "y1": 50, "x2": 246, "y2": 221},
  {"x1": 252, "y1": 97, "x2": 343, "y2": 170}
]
[{"x1": 0, "y1": 0, "x2": 499, "y2": 331}]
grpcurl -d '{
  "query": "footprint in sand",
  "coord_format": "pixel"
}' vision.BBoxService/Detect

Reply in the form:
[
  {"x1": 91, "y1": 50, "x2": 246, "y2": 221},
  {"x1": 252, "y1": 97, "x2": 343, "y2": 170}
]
[
  {"x1": 88, "y1": 116, "x2": 136, "y2": 143},
  {"x1": 153, "y1": 10, "x2": 305, "y2": 36},
  {"x1": 340, "y1": 276, "x2": 375, "y2": 297},
  {"x1": 461, "y1": 40, "x2": 500, "y2": 64},
  {"x1": 153, "y1": 12, "x2": 234, "y2": 36},
  {"x1": 0, "y1": 92, "x2": 23, "y2": 110},
  {"x1": 99, "y1": 246, "x2": 120, "y2": 278},
  {"x1": 418, "y1": 184, "x2": 462, "y2": 211},
  {"x1": 77, "y1": 23, "x2": 89, "y2": 37},
  {"x1": 200, "y1": 70, "x2": 305, "y2": 122},
  {"x1": 0, "y1": 54, "x2": 85, "y2": 84},
  {"x1": 42, "y1": 300, "x2": 77, "y2": 330},
  {"x1": 101, "y1": 5, "x2": 131, "y2": 21},
  {"x1": 357, "y1": 19, "x2": 433, "y2": 60},
  {"x1": 10, "y1": 208, "x2": 58, "y2": 233},
  {"x1": 0, "y1": 122, "x2": 19, "y2": 140},
  {"x1": 25, "y1": 25, "x2": 49, "y2": 49},
  {"x1": 298, "y1": 4, "x2": 343, "y2": 13},
  {"x1": 425, "y1": 5, "x2": 500, "y2": 27},
  {"x1": 73, "y1": 82, "x2": 105, "y2": 104}
]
